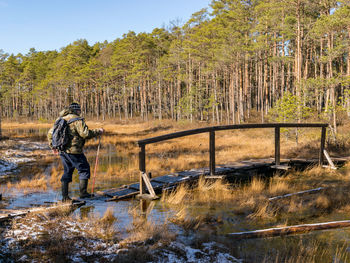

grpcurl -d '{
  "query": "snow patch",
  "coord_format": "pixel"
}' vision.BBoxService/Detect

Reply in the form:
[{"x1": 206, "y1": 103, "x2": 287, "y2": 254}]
[
  {"x1": 0, "y1": 140, "x2": 49, "y2": 176},
  {"x1": 153, "y1": 241, "x2": 242, "y2": 263}
]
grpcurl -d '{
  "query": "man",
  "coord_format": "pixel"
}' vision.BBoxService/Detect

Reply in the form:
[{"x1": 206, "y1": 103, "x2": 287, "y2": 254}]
[{"x1": 48, "y1": 102, "x2": 103, "y2": 201}]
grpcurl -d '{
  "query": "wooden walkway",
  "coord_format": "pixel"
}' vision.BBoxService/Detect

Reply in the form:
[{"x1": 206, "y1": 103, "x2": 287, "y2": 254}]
[
  {"x1": 99, "y1": 123, "x2": 346, "y2": 201},
  {"x1": 98, "y1": 157, "x2": 348, "y2": 202}
]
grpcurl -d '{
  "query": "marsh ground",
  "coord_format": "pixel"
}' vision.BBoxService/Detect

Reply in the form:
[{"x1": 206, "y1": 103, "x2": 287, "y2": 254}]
[{"x1": 1, "y1": 119, "x2": 350, "y2": 262}]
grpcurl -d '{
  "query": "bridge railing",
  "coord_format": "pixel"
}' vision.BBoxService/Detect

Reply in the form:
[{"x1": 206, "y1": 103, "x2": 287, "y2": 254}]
[{"x1": 137, "y1": 123, "x2": 328, "y2": 176}]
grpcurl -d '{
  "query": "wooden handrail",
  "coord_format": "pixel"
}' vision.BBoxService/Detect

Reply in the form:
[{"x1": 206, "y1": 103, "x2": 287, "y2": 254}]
[
  {"x1": 137, "y1": 123, "x2": 328, "y2": 146},
  {"x1": 137, "y1": 123, "x2": 328, "y2": 177}
]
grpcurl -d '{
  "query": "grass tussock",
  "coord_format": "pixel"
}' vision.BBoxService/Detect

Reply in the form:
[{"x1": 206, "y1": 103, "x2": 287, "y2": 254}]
[
  {"x1": 161, "y1": 184, "x2": 189, "y2": 205},
  {"x1": 121, "y1": 206, "x2": 176, "y2": 247},
  {"x1": 245, "y1": 177, "x2": 265, "y2": 194},
  {"x1": 169, "y1": 207, "x2": 201, "y2": 230},
  {"x1": 79, "y1": 207, "x2": 119, "y2": 241},
  {"x1": 162, "y1": 177, "x2": 237, "y2": 207},
  {"x1": 268, "y1": 176, "x2": 290, "y2": 196}
]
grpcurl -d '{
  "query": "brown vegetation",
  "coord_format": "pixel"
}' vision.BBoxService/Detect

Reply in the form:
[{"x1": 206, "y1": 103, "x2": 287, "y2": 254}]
[
  {"x1": 5, "y1": 120, "x2": 350, "y2": 262},
  {"x1": 6, "y1": 174, "x2": 48, "y2": 193},
  {"x1": 162, "y1": 162, "x2": 350, "y2": 230},
  {"x1": 121, "y1": 205, "x2": 176, "y2": 247}
]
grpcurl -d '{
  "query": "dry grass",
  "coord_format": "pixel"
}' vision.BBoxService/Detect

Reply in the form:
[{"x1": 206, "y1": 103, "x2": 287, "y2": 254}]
[
  {"x1": 162, "y1": 177, "x2": 273, "y2": 224},
  {"x1": 2, "y1": 122, "x2": 52, "y2": 129},
  {"x1": 121, "y1": 205, "x2": 176, "y2": 246},
  {"x1": 78, "y1": 207, "x2": 119, "y2": 241},
  {"x1": 259, "y1": 239, "x2": 349, "y2": 263},
  {"x1": 3, "y1": 119, "x2": 331, "y2": 184},
  {"x1": 161, "y1": 184, "x2": 189, "y2": 205},
  {"x1": 44, "y1": 203, "x2": 75, "y2": 217},
  {"x1": 161, "y1": 161, "x2": 350, "y2": 226},
  {"x1": 162, "y1": 177, "x2": 237, "y2": 206},
  {"x1": 193, "y1": 177, "x2": 235, "y2": 203},
  {"x1": 6, "y1": 174, "x2": 48, "y2": 193},
  {"x1": 315, "y1": 194, "x2": 331, "y2": 209},
  {"x1": 246, "y1": 177, "x2": 265, "y2": 194},
  {"x1": 6, "y1": 120, "x2": 350, "y2": 262},
  {"x1": 268, "y1": 176, "x2": 291, "y2": 196},
  {"x1": 49, "y1": 164, "x2": 63, "y2": 189}
]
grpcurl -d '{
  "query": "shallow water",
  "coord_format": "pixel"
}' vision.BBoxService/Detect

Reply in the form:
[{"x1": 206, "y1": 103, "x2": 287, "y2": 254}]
[{"x1": 0, "y1": 128, "x2": 170, "y2": 235}]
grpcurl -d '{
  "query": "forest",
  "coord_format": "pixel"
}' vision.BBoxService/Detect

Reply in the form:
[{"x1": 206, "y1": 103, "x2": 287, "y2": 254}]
[{"x1": 0, "y1": 0, "x2": 349, "y2": 131}]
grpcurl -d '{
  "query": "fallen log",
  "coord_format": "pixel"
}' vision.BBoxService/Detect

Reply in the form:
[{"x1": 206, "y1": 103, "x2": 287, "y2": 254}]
[
  {"x1": 268, "y1": 187, "x2": 325, "y2": 201},
  {"x1": 227, "y1": 220, "x2": 350, "y2": 240},
  {"x1": 0, "y1": 200, "x2": 85, "y2": 223}
]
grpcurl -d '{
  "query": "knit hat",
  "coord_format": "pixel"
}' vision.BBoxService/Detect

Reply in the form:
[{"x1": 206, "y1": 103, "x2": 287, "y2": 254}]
[{"x1": 69, "y1": 102, "x2": 81, "y2": 111}]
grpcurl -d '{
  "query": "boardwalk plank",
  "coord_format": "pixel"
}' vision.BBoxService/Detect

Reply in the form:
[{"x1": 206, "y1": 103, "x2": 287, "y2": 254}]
[
  {"x1": 103, "y1": 188, "x2": 138, "y2": 198},
  {"x1": 99, "y1": 158, "x2": 348, "y2": 202},
  {"x1": 151, "y1": 175, "x2": 185, "y2": 184}
]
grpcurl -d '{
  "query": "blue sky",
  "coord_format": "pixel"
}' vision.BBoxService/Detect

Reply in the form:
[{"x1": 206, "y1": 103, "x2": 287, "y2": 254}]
[{"x1": 0, "y1": 0, "x2": 211, "y2": 55}]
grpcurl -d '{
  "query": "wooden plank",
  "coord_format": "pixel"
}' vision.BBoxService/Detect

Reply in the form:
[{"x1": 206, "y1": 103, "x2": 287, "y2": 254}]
[
  {"x1": 141, "y1": 172, "x2": 157, "y2": 197},
  {"x1": 175, "y1": 170, "x2": 204, "y2": 177},
  {"x1": 205, "y1": 175, "x2": 225, "y2": 179},
  {"x1": 149, "y1": 180, "x2": 165, "y2": 189},
  {"x1": 227, "y1": 220, "x2": 350, "y2": 240},
  {"x1": 102, "y1": 188, "x2": 138, "y2": 198},
  {"x1": 151, "y1": 175, "x2": 185, "y2": 184},
  {"x1": 128, "y1": 183, "x2": 140, "y2": 191},
  {"x1": 323, "y1": 150, "x2": 336, "y2": 169},
  {"x1": 271, "y1": 165, "x2": 290, "y2": 170},
  {"x1": 136, "y1": 194, "x2": 159, "y2": 200},
  {"x1": 106, "y1": 190, "x2": 139, "y2": 201}
]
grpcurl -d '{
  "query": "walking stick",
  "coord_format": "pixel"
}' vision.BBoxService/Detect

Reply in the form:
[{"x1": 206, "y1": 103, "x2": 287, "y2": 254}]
[{"x1": 91, "y1": 134, "x2": 101, "y2": 194}]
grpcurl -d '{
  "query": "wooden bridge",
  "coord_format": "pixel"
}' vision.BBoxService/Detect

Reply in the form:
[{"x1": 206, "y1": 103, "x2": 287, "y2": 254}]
[{"x1": 98, "y1": 123, "x2": 343, "y2": 201}]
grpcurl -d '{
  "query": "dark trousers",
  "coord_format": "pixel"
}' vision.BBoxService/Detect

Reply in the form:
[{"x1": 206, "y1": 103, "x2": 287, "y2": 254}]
[{"x1": 60, "y1": 152, "x2": 90, "y2": 182}]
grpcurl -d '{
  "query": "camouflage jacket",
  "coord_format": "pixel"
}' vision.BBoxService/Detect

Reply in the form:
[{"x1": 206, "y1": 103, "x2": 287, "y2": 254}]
[{"x1": 47, "y1": 109, "x2": 100, "y2": 154}]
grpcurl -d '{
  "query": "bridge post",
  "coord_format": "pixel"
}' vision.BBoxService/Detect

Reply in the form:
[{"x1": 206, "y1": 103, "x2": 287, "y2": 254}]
[
  {"x1": 210, "y1": 130, "x2": 215, "y2": 176},
  {"x1": 139, "y1": 145, "x2": 146, "y2": 195},
  {"x1": 275, "y1": 127, "x2": 280, "y2": 165},
  {"x1": 319, "y1": 126, "x2": 326, "y2": 165}
]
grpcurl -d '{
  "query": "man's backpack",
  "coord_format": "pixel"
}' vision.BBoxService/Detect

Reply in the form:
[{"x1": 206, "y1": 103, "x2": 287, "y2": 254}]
[{"x1": 51, "y1": 117, "x2": 82, "y2": 151}]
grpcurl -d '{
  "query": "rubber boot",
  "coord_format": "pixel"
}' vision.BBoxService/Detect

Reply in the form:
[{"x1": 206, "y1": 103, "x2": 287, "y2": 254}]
[
  {"x1": 79, "y1": 179, "x2": 94, "y2": 198},
  {"x1": 61, "y1": 181, "x2": 72, "y2": 202}
]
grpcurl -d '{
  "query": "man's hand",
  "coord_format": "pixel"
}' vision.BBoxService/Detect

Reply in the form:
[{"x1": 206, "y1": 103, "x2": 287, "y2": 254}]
[
  {"x1": 98, "y1": 128, "x2": 104, "y2": 135},
  {"x1": 52, "y1": 149, "x2": 59, "y2": 155}
]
